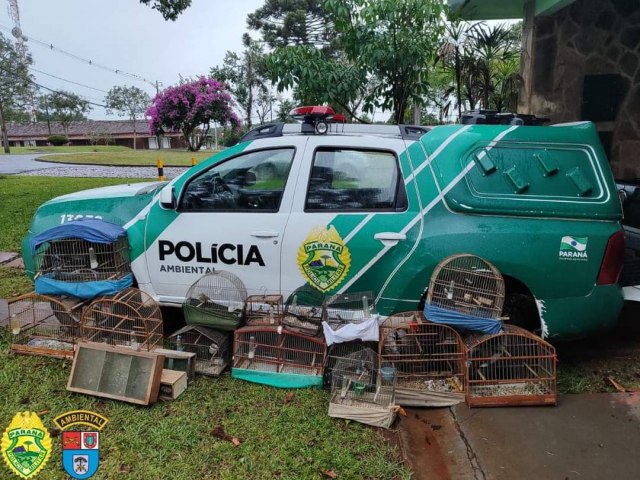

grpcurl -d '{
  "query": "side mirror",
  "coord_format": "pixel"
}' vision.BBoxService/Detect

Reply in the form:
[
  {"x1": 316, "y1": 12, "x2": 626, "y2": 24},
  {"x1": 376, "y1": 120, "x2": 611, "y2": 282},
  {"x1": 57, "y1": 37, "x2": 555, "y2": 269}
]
[{"x1": 159, "y1": 185, "x2": 176, "y2": 209}]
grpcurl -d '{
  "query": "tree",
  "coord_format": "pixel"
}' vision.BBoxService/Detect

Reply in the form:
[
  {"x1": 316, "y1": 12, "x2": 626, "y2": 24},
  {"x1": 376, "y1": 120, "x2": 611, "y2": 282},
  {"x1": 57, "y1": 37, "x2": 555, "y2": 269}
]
[
  {"x1": 0, "y1": 32, "x2": 34, "y2": 153},
  {"x1": 276, "y1": 99, "x2": 295, "y2": 122},
  {"x1": 139, "y1": 0, "x2": 191, "y2": 21},
  {"x1": 147, "y1": 77, "x2": 240, "y2": 152},
  {"x1": 211, "y1": 34, "x2": 270, "y2": 128},
  {"x1": 247, "y1": 0, "x2": 335, "y2": 49},
  {"x1": 105, "y1": 85, "x2": 151, "y2": 150},
  {"x1": 45, "y1": 90, "x2": 91, "y2": 135},
  {"x1": 325, "y1": 0, "x2": 445, "y2": 124}
]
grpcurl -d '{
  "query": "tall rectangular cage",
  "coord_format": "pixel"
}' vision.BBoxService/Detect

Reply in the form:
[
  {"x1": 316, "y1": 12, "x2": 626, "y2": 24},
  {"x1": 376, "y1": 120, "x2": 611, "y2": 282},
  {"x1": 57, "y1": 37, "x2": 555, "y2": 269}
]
[
  {"x1": 30, "y1": 219, "x2": 133, "y2": 299},
  {"x1": 232, "y1": 326, "x2": 326, "y2": 388},
  {"x1": 244, "y1": 294, "x2": 283, "y2": 327},
  {"x1": 166, "y1": 325, "x2": 232, "y2": 376},
  {"x1": 9, "y1": 293, "x2": 85, "y2": 359},
  {"x1": 329, "y1": 348, "x2": 397, "y2": 429},
  {"x1": 80, "y1": 288, "x2": 163, "y2": 351},
  {"x1": 464, "y1": 325, "x2": 557, "y2": 407},
  {"x1": 379, "y1": 312, "x2": 466, "y2": 407},
  {"x1": 282, "y1": 286, "x2": 326, "y2": 336}
]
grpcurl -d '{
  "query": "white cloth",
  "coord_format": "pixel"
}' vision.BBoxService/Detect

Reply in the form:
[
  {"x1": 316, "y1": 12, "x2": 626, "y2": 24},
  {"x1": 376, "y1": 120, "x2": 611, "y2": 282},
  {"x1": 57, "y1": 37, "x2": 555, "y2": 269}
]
[{"x1": 322, "y1": 315, "x2": 380, "y2": 346}]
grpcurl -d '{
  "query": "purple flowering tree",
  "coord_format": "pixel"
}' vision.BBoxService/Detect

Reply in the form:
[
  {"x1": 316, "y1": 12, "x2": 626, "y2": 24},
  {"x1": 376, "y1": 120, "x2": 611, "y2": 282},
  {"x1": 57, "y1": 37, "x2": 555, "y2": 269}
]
[{"x1": 146, "y1": 77, "x2": 241, "y2": 151}]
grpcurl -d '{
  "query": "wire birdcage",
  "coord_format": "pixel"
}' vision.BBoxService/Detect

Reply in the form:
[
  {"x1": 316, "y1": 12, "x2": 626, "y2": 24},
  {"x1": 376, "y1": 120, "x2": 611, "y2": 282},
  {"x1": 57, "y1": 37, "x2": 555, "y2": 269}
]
[
  {"x1": 379, "y1": 312, "x2": 466, "y2": 406},
  {"x1": 464, "y1": 325, "x2": 557, "y2": 407},
  {"x1": 323, "y1": 340, "x2": 379, "y2": 389},
  {"x1": 282, "y1": 286, "x2": 326, "y2": 336},
  {"x1": 244, "y1": 294, "x2": 283, "y2": 327},
  {"x1": 80, "y1": 288, "x2": 163, "y2": 351},
  {"x1": 324, "y1": 291, "x2": 375, "y2": 327},
  {"x1": 328, "y1": 348, "x2": 397, "y2": 429},
  {"x1": 166, "y1": 326, "x2": 231, "y2": 376},
  {"x1": 34, "y1": 236, "x2": 130, "y2": 283},
  {"x1": 9, "y1": 293, "x2": 85, "y2": 359},
  {"x1": 232, "y1": 326, "x2": 326, "y2": 388},
  {"x1": 427, "y1": 254, "x2": 505, "y2": 319},
  {"x1": 183, "y1": 271, "x2": 247, "y2": 331}
]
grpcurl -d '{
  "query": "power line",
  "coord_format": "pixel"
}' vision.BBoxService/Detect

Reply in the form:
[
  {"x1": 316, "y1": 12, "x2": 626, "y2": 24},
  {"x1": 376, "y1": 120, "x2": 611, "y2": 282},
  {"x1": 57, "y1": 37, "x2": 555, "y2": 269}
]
[
  {"x1": 29, "y1": 67, "x2": 109, "y2": 94},
  {"x1": 0, "y1": 23, "x2": 157, "y2": 88}
]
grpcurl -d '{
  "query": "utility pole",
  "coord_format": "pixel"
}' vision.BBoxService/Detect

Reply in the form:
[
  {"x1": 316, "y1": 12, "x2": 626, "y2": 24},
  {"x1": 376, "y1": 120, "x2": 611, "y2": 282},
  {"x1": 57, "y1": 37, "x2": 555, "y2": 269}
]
[{"x1": 7, "y1": 0, "x2": 37, "y2": 122}]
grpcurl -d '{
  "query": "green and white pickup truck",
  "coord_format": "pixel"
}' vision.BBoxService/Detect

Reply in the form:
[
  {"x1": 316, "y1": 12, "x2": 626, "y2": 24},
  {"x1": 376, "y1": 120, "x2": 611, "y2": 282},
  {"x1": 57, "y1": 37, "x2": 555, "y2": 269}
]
[{"x1": 22, "y1": 112, "x2": 626, "y2": 341}]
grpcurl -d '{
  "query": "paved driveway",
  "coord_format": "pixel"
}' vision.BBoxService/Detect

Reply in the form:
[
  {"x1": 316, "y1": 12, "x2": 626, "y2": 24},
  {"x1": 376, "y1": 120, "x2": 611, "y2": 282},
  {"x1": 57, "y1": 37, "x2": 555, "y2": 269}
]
[{"x1": 0, "y1": 154, "x2": 64, "y2": 174}]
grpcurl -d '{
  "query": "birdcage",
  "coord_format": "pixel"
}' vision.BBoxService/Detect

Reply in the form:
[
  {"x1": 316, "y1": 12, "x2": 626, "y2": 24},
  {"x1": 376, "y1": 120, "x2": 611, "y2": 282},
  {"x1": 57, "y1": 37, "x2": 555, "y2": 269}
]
[
  {"x1": 31, "y1": 219, "x2": 132, "y2": 299},
  {"x1": 323, "y1": 340, "x2": 378, "y2": 389},
  {"x1": 80, "y1": 287, "x2": 163, "y2": 351},
  {"x1": 282, "y1": 286, "x2": 325, "y2": 336},
  {"x1": 425, "y1": 254, "x2": 505, "y2": 334},
  {"x1": 379, "y1": 312, "x2": 466, "y2": 407},
  {"x1": 244, "y1": 293, "x2": 283, "y2": 327},
  {"x1": 9, "y1": 293, "x2": 85, "y2": 359},
  {"x1": 328, "y1": 348, "x2": 397, "y2": 429},
  {"x1": 183, "y1": 271, "x2": 247, "y2": 331},
  {"x1": 464, "y1": 325, "x2": 557, "y2": 407},
  {"x1": 324, "y1": 291, "x2": 375, "y2": 327},
  {"x1": 232, "y1": 326, "x2": 326, "y2": 388},
  {"x1": 166, "y1": 326, "x2": 231, "y2": 376}
]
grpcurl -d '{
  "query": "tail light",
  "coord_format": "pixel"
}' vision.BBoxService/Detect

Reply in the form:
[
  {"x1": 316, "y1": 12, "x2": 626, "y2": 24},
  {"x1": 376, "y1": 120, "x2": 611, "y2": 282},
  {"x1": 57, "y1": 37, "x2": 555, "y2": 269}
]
[{"x1": 596, "y1": 230, "x2": 625, "y2": 285}]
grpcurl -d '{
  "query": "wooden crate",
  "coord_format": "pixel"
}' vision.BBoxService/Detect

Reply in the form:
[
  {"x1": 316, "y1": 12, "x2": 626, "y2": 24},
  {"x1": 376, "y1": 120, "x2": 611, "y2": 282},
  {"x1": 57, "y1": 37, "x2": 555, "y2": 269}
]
[
  {"x1": 67, "y1": 342, "x2": 164, "y2": 406},
  {"x1": 159, "y1": 369, "x2": 187, "y2": 401},
  {"x1": 154, "y1": 348, "x2": 197, "y2": 380}
]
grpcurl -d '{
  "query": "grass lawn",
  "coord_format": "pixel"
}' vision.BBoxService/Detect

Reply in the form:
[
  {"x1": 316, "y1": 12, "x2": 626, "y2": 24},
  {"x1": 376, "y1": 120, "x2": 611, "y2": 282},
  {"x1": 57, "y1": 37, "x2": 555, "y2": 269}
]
[
  {"x1": 2, "y1": 145, "x2": 132, "y2": 154},
  {"x1": 39, "y1": 149, "x2": 217, "y2": 167}
]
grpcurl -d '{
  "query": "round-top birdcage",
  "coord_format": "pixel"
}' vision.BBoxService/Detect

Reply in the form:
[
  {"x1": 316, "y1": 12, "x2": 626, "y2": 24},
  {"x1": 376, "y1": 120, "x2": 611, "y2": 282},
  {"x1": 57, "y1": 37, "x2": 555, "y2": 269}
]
[
  {"x1": 81, "y1": 287, "x2": 163, "y2": 351},
  {"x1": 379, "y1": 312, "x2": 466, "y2": 406},
  {"x1": 464, "y1": 325, "x2": 557, "y2": 407},
  {"x1": 328, "y1": 347, "x2": 397, "y2": 429},
  {"x1": 9, "y1": 293, "x2": 83, "y2": 359},
  {"x1": 427, "y1": 254, "x2": 505, "y2": 320},
  {"x1": 183, "y1": 271, "x2": 247, "y2": 331}
]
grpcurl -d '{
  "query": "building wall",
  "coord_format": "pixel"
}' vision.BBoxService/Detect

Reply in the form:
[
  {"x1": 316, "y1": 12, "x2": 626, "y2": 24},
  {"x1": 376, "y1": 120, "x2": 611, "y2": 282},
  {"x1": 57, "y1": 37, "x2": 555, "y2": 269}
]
[{"x1": 520, "y1": 0, "x2": 640, "y2": 178}]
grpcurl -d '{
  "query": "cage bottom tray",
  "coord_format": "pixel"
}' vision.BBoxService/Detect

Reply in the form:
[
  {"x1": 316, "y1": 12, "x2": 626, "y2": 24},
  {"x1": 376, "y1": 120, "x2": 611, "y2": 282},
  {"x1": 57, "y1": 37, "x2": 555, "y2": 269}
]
[
  {"x1": 11, "y1": 337, "x2": 75, "y2": 359},
  {"x1": 397, "y1": 376, "x2": 464, "y2": 393},
  {"x1": 194, "y1": 359, "x2": 227, "y2": 377},
  {"x1": 468, "y1": 382, "x2": 557, "y2": 407},
  {"x1": 232, "y1": 360, "x2": 323, "y2": 389},
  {"x1": 328, "y1": 396, "x2": 396, "y2": 429}
]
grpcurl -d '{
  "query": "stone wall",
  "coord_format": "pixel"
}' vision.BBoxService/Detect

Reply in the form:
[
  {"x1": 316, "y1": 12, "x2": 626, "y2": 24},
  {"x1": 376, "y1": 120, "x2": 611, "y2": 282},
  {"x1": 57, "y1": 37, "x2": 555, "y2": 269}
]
[{"x1": 520, "y1": 0, "x2": 640, "y2": 178}]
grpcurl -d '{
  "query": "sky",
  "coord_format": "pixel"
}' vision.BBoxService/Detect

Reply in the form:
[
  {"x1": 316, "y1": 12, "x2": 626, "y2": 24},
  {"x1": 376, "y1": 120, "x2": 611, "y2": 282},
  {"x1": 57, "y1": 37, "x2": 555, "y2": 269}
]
[{"x1": 0, "y1": 0, "x2": 265, "y2": 120}]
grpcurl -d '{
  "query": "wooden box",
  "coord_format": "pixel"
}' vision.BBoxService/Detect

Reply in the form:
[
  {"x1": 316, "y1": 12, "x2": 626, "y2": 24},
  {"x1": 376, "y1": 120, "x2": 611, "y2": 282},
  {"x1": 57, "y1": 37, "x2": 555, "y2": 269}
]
[
  {"x1": 159, "y1": 369, "x2": 187, "y2": 401},
  {"x1": 67, "y1": 342, "x2": 164, "y2": 406},
  {"x1": 154, "y1": 348, "x2": 197, "y2": 380}
]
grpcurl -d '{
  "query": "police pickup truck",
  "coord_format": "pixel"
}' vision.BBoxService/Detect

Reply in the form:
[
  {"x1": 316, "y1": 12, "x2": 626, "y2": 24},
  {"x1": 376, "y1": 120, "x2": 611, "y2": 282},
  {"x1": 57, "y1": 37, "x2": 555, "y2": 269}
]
[{"x1": 22, "y1": 107, "x2": 626, "y2": 341}]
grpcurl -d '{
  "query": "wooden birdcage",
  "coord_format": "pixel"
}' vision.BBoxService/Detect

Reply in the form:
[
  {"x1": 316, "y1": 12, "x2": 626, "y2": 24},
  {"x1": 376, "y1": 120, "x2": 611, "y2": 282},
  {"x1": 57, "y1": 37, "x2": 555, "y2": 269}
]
[
  {"x1": 323, "y1": 340, "x2": 379, "y2": 389},
  {"x1": 328, "y1": 348, "x2": 397, "y2": 429},
  {"x1": 379, "y1": 312, "x2": 466, "y2": 407},
  {"x1": 427, "y1": 254, "x2": 505, "y2": 319},
  {"x1": 232, "y1": 326, "x2": 326, "y2": 388},
  {"x1": 183, "y1": 271, "x2": 247, "y2": 331},
  {"x1": 324, "y1": 291, "x2": 375, "y2": 327},
  {"x1": 80, "y1": 288, "x2": 163, "y2": 351},
  {"x1": 464, "y1": 325, "x2": 557, "y2": 407},
  {"x1": 9, "y1": 293, "x2": 85, "y2": 359},
  {"x1": 282, "y1": 286, "x2": 326, "y2": 336},
  {"x1": 166, "y1": 326, "x2": 231, "y2": 376},
  {"x1": 34, "y1": 230, "x2": 130, "y2": 284},
  {"x1": 244, "y1": 294, "x2": 283, "y2": 327}
]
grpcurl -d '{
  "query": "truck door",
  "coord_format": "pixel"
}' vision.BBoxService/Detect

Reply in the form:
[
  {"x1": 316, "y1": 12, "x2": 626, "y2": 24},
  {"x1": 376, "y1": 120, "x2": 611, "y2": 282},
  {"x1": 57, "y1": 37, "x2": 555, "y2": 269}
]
[{"x1": 144, "y1": 143, "x2": 303, "y2": 304}]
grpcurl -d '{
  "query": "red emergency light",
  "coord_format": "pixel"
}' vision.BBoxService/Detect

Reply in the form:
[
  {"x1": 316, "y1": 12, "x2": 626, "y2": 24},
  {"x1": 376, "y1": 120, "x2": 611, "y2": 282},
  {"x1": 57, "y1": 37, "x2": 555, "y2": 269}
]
[{"x1": 289, "y1": 106, "x2": 347, "y2": 134}]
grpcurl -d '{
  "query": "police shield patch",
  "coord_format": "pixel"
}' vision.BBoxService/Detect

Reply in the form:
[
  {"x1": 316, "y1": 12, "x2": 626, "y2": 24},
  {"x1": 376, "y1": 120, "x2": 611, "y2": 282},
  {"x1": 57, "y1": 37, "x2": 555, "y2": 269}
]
[
  {"x1": 62, "y1": 431, "x2": 99, "y2": 479},
  {"x1": 298, "y1": 225, "x2": 351, "y2": 293}
]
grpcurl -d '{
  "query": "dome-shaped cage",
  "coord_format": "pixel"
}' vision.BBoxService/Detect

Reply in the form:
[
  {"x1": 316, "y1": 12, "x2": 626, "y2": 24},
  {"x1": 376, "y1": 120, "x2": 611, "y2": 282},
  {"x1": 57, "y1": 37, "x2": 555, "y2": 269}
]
[
  {"x1": 81, "y1": 287, "x2": 163, "y2": 351},
  {"x1": 379, "y1": 312, "x2": 466, "y2": 407},
  {"x1": 9, "y1": 293, "x2": 85, "y2": 359},
  {"x1": 282, "y1": 285, "x2": 326, "y2": 336},
  {"x1": 183, "y1": 271, "x2": 247, "y2": 331},
  {"x1": 328, "y1": 348, "x2": 397, "y2": 429},
  {"x1": 232, "y1": 326, "x2": 326, "y2": 388},
  {"x1": 166, "y1": 325, "x2": 231, "y2": 376},
  {"x1": 464, "y1": 325, "x2": 557, "y2": 407}
]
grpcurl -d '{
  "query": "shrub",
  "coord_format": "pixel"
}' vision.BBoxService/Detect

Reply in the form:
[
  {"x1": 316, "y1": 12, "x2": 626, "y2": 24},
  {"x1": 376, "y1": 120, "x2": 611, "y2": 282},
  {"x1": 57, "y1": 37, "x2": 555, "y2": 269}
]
[{"x1": 47, "y1": 135, "x2": 68, "y2": 146}]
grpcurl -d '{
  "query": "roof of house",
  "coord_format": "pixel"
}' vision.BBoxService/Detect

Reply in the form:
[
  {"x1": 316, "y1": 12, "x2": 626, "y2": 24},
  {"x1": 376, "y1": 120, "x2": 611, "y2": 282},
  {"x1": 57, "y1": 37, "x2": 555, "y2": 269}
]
[{"x1": 6, "y1": 120, "x2": 163, "y2": 138}]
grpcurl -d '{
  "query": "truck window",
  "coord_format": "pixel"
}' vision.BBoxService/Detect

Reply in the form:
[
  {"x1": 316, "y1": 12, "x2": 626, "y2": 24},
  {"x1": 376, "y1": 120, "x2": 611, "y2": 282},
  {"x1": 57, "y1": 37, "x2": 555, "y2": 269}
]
[
  {"x1": 305, "y1": 148, "x2": 406, "y2": 211},
  {"x1": 180, "y1": 148, "x2": 295, "y2": 212}
]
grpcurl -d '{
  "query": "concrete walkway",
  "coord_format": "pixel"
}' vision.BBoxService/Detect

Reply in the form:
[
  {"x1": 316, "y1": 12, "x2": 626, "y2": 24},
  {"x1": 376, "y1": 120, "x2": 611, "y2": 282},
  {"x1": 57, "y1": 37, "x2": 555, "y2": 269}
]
[
  {"x1": 0, "y1": 153, "x2": 63, "y2": 174},
  {"x1": 399, "y1": 393, "x2": 640, "y2": 480}
]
